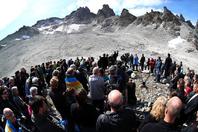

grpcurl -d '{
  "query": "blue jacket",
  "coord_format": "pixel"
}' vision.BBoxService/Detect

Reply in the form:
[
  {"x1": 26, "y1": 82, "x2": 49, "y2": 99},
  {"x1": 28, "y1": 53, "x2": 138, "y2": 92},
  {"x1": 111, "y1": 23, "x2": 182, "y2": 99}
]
[{"x1": 133, "y1": 56, "x2": 139, "y2": 65}]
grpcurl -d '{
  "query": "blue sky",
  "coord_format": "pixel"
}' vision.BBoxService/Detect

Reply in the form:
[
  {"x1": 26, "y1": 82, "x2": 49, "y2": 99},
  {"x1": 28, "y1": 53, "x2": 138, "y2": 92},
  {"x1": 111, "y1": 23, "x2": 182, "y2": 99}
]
[{"x1": 0, "y1": 0, "x2": 198, "y2": 40}]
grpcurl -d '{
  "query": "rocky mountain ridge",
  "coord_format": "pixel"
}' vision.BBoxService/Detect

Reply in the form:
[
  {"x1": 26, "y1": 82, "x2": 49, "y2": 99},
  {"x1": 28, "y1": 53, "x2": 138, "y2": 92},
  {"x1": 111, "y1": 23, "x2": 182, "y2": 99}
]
[
  {"x1": 1, "y1": 4, "x2": 197, "y2": 46},
  {"x1": 0, "y1": 26, "x2": 39, "y2": 45},
  {"x1": 0, "y1": 4, "x2": 198, "y2": 52}
]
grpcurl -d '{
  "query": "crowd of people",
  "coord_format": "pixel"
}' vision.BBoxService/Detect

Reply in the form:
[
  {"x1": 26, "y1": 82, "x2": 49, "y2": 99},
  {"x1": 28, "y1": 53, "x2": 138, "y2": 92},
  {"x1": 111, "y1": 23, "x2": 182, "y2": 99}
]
[{"x1": 0, "y1": 51, "x2": 198, "y2": 132}]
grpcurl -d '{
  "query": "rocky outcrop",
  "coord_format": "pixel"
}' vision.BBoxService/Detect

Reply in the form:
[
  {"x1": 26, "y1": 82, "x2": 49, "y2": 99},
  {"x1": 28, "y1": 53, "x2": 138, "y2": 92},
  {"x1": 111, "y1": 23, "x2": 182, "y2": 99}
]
[
  {"x1": 134, "y1": 7, "x2": 181, "y2": 36},
  {"x1": 65, "y1": 7, "x2": 96, "y2": 24},
  {"x1": 119, "y1": 9, "x2": 137, "y2": 26},
  {"x1": 100, "y1": 8, "x2": 137, "y2": 30},
  {"x1": 179, "y1": 14, "x2": 185, "y2": 22},
  {"x1": 96, "y1": 4, "x2": 115, "y2": 23},
  {"x1": 134, "y1": 7, "x2": 181, "y2": 27},
  {"x1": 17, "y1": 26, "x2": 39, "y2": 36},
  {"x1": 0, "y1": 26, "x2": 39, "y2": 44},
  {"x1": 186, "y1": 20, "x2": 195, "y2": 29},
  {"x1": 33, "y1": 17, "x2": 63, "y2": 28},
  {"x1": 161, "y1": 7, "x2": 181, "y2": 26},
  {"x1": 134, "y1": 11, "x2": 162, "y2": 26}
]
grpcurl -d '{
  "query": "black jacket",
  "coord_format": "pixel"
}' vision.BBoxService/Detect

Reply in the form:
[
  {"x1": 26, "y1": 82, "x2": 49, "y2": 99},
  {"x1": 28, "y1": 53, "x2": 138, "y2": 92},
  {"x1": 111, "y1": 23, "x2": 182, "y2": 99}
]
[
  {"x1": 96, "y1": 107, "x2": 137, "y2": 132},
  {"x1": 138, "y1": 114, "x2": 158, "y2": 131},
  {"x1": 33, "y1": 113, "x2": 65, "y2": 132},
  {"x1": 183, "y1": 94, "x2": 198, "y2": 122},
  {"x1": 71, "y1": 103, "x2": 99, "y2": 132},
  {"x1": 49, "y1": 89, "x2": 69, "y2": 119},
  {"x1": 141, "y1": 120, "x2": 180, "y2": 132}
]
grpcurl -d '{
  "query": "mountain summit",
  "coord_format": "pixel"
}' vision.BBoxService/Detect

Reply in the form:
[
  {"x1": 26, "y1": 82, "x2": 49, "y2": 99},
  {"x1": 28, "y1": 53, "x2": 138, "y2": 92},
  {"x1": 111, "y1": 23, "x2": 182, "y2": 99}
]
[
  {"x1": 65, "y1": 7, "x2": 96, "y2": 24},
  {"x1": 96, "y1": 4, "x2": 115, "y2": 23}
]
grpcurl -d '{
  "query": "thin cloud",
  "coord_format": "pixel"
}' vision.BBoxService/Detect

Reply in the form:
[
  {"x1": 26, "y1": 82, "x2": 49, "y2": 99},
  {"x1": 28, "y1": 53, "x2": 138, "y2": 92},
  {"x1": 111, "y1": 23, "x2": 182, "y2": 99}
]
[
  {"x1": 122, "y1": 0, "x2": 167, "y2": 7},
  {"x1": 128, "y1": 7, "x2": 162, "y2": 16},
  {"x1": 28, "y1": 0, "x2": 62, "y2": 19},
  {"x1": 75, "y1": 0, "x2": 166, "y2": 15},
  {"x1": 0, "y1": 0, "x2": 27, "y2": 30}
]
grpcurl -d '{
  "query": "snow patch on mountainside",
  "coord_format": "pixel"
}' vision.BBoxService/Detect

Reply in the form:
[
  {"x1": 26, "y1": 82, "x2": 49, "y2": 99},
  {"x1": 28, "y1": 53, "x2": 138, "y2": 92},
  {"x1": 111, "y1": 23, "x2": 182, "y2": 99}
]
[
  {"x1": 168, "y1": 36, "x2": 187, "y2": 49},
  {"x1": 38, "y1": 24, "x2": 84, "y2": 34},
  {"x1": 15, "y1": 35, "x2": 31, "y2": 41},
  {"x1": 67, "y1": 24, "x2": 81, "y2": 33}
]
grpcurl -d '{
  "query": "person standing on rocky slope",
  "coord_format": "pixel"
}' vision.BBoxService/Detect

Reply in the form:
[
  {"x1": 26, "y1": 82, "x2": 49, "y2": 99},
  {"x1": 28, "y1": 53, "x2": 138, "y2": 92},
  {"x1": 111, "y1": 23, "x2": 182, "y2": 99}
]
[
  {"x1": 133, "y1": 54, "x2": 139, "y2": 71},
  {"x1": 164, "y1": 53, "x2": 172, "y2": 78},
  {"x1": 140, "y1": 54, "x2": 145, "y2": 71},
  {"x1": 155, "y1": 57, "x2": 162, "y2": 82}
]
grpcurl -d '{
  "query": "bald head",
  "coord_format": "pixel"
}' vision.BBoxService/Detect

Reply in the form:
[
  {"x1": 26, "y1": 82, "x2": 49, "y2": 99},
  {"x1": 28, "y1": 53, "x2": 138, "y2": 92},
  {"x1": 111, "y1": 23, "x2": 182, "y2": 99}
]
[
  {"x1": 164, "y1": 96, "x2": 183, "y2": 123},
  {"x1": 93, "y1": 67, "x2": 99, "y2": 75},
  {"x1": 108, "y1": 90, "x2": 123, "y2": 111}
]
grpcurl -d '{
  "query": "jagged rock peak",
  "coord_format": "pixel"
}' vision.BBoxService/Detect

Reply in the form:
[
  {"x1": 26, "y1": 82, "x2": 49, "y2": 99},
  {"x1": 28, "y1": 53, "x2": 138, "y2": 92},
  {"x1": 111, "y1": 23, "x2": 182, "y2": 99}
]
[
  {"x1": 162, "y1": 6, "x2": 181, "y2": 25},
  {"x1": 121, "y1": 9, "x2": 135, "y2": 18},
  {"x1": 186, "y1": 20, "x2": 195, "y2": 29},
  {"x1": 163, "y1": 6, "x2": 171, "y2": 14},
  {"x1": 65, "y1": 6, "x2": 96, "y2": 24},
  {"x1": 179, "y1": 14, "x2": 185, "y2": 22},
  {"x1": 119, "y1": 9, "x2": 137, "y2": 26},
  {"x1": 75, "y1": 7, "x2": 91, "y2": 15},
  {"x1": 134, "y1": 9, "x2": 162, "y2": 26},
  {"x1": 97, "y1": 4, "x2": 115, "y2": 18},
  {"x1": 67, "y1": 7, "x2": 93, "y2": 18}
]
